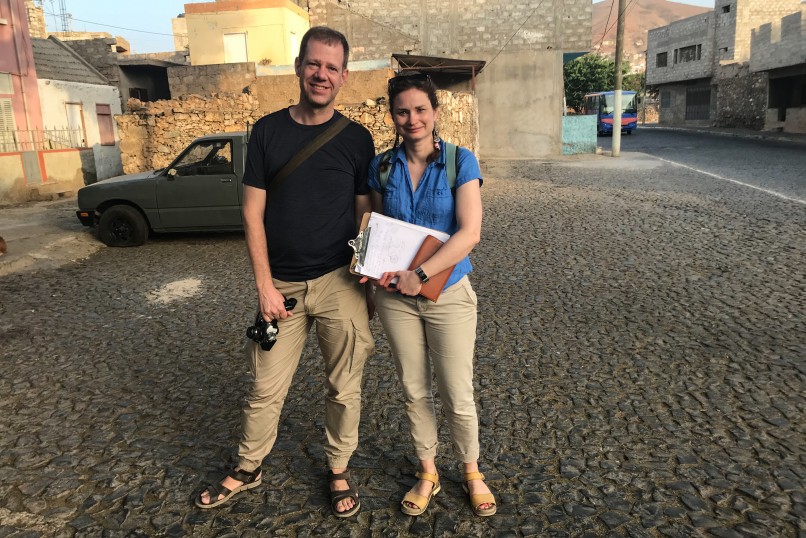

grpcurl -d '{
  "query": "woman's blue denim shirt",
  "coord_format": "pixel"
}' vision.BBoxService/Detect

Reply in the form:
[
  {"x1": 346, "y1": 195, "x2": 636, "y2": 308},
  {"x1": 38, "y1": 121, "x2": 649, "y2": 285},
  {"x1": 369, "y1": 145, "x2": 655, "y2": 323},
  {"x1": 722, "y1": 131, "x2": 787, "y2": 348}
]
[{"x1": 368, "y1": 141, "x2": 483, "y2": 290}]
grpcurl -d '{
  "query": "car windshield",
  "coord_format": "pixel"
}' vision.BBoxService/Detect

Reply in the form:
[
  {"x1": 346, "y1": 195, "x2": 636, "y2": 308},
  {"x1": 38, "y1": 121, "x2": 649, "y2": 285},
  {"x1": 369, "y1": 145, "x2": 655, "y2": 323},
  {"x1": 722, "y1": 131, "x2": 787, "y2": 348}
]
[
  {"x1": 172, "y1": 140, "x2": 233, "y2": 176},
  {"x1": 602, "y1": 93, "x2": 638, "y2": 114}
]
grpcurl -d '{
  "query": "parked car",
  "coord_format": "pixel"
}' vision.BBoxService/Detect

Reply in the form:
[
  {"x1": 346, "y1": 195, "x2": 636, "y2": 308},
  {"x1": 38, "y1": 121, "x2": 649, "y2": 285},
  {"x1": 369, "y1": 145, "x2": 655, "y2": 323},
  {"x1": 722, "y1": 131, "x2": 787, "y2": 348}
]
[{"x1": 76, "y1": 132, "x2": 247, "y2": 246}]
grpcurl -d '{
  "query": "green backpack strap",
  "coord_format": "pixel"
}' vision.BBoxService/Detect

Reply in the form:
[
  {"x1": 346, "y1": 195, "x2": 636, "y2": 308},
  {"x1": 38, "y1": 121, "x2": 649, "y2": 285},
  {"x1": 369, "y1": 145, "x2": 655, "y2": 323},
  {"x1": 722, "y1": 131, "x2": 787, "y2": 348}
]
[
  {"x1": 378, "y1": 148, "x2": 394, "y2": 192},
  {"x1": 378, "y1": 143, "x2": 459, "y2": 193},
  {"x1": 445, "y1": 142, "x2": 458, "y2": 191}
]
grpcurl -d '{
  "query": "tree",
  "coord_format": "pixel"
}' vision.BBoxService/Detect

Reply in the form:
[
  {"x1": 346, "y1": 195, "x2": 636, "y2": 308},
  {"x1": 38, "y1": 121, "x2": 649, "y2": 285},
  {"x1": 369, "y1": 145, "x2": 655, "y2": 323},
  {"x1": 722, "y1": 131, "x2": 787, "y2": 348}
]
[{"x1": 564, "y1": 54, "x2": 615, "y2": 113}]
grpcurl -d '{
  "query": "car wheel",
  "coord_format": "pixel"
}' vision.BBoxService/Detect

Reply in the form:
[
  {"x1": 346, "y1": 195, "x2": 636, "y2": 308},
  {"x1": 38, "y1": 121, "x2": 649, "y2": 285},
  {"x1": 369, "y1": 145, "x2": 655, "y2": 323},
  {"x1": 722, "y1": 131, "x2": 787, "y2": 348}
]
[{"x1": 98, "y1": 205, "x2": 149, "y2": 247}]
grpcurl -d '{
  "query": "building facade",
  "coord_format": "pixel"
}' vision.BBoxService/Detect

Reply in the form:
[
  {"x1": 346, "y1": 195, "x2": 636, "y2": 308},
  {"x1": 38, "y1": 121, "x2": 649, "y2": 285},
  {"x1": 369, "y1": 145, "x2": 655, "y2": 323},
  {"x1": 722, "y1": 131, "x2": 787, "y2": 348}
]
[
  {"x1": 749, "y1": 4, "x2": 806, "y2": 132},
  {"x1": 307, "y1": 0, "x2": 591, "y2": 158},
  {"x1": 183, "y1": 0, "x2": 310, "y2": 67},
  {"x1": 32, "y1": 36, "x2": 124, "y2": 180},
  {"x1": 647, "y1": 0, "x2": 804, "y2": 131}
]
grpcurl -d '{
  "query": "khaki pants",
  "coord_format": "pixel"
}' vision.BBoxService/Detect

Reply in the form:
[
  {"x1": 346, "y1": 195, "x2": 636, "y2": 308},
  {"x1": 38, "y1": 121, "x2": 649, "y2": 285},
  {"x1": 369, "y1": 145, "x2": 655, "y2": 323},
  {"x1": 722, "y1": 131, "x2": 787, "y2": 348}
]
[
  {"x1": 375, "y1": 276, "x2": 480, "y2": 462},
  {"x1": 238, "y1": 266, "x2": 374, "y2": 471}
]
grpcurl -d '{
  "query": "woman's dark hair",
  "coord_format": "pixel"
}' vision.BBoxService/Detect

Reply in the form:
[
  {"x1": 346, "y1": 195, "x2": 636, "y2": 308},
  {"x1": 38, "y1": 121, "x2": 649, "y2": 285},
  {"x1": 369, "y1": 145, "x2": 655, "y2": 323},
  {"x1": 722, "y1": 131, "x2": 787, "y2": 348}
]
[
  {"x1": 387, "y1": 72, "x2": 439, "y2": 111},
  {"x1": 299, "y1": 26, "x2": 350, "y2": 69}
]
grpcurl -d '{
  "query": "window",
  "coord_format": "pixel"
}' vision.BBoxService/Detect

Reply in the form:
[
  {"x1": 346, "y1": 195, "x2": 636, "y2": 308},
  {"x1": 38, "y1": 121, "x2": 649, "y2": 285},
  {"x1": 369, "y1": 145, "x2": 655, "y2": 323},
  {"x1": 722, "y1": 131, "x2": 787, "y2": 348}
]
[
  {"x1": 678, "y1": 44, "x2": 701, "y2": 63},
  {"x1": 96, "y1": 104, "x2": 115, "y2": 146},
  {"x1": 674, "y1": 49, "x2": 678, "y2": 64},
  {"x1": 656, "y1": 52, "x2": 668, "y2": 67},
  {"x1": 722, "y1": 5, "x2": 730, "y2": 13},
  {"x1": 0, "y1": 98, "x2": 17, "y2": 152},
  {"x1": 660, "y1": 91, "x2": 671, "y2": 108},
  {"x1": 173, "y1": 140, "x2": 233, "y2": 176},
  {"x1": 129, "y1": 88, "x2": 149, "y2": 101}
]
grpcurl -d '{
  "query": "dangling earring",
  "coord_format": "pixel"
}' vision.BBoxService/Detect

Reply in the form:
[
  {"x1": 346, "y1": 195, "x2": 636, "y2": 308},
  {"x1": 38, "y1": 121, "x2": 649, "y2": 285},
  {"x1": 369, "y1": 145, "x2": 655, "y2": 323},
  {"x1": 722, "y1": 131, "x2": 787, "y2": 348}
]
[{"x1": 432, "y1": 124, "x2": 440, "y2": 151}]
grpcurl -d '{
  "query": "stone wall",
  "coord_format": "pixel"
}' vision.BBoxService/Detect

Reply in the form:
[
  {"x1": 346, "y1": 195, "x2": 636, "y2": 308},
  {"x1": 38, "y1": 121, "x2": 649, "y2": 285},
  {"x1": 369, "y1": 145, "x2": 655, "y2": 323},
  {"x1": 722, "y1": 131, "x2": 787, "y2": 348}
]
[
  {"x1": 24, "y1": 0, "x2": 46, "y2": 39},
  {"x1": 715, "y1": 63, "x2": 767, "y2": 129},
  {"x1": 61, "y1": 38, "x2": 121, "y2": 88},
  {"x1": 115, "y1": 90, "x2": 479, "y2": 174},
  {"x1": 307, "y1": 0, "x2": 590, "y2": 61},
  {"x1": 168, "y1": 63, "x2": 257, "y2": 98}
]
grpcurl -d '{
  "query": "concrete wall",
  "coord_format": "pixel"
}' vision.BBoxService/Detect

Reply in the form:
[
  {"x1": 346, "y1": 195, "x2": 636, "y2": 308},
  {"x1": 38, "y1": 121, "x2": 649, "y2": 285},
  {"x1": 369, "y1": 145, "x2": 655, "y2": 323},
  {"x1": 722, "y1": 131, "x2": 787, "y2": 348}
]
[
  {"x1": 184, "y1": 0, "x2": 309, "y2": 66},
  {"x1": 475, "y1": 50, "x2": 562, "y2": 158},
  {"x1": 733, "y1": 0, "x2": 803, "y2": 64},
  {"x1": 0, "y1": 153, "x2": 27, "y2": 204},
  {"x1": 172, "y1": 16, "x2": 189, "y2": 51},
  {"x1": 562, "y1": 115, "x2": 597, "y2": 155},
  {"x1": 307, "y1": 0, "x2": 591, "y2": 61},
  {"x1": 36, "y1": 78, "x2": 124, "y2": 180},
  {"x1": 0, "y1": 148, "x2": 95, "y2": 205},
  {"x1": 750, "y1": 6, "x2": 806, "y2": 72},
  {"x1": 765, "y1": 106, "x2": 806, "y2": 132}
]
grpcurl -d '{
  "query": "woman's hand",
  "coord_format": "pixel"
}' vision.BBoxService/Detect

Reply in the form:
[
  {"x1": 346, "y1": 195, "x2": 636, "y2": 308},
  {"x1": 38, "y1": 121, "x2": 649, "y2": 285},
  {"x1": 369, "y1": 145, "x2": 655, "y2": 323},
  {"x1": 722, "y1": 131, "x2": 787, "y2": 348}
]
[{"x1": 379, "y1": 270, "x2": 421, "y2": 296}]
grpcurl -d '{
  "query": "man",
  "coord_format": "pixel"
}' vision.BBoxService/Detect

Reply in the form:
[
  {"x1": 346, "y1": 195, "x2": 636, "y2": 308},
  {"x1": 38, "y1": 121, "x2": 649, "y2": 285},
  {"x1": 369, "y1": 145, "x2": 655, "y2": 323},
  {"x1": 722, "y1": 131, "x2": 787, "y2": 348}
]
[{"x1": 196, "y1": 26, "x2": 374, "y2": 518}]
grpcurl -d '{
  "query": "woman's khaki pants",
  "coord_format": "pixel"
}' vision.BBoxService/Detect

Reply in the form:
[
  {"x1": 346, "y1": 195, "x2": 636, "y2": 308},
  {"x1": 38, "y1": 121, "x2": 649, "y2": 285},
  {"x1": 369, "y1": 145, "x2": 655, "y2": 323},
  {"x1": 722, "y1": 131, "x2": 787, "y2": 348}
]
[{"x1": 375, "y1": 276, "x2": 480, "y2": 462}]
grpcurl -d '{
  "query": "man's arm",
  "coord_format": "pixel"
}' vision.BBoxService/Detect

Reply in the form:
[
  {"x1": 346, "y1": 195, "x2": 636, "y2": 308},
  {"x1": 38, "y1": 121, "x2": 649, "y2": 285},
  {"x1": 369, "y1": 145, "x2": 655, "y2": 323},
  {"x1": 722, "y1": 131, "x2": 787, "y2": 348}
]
[
  {"x1": 243, "y1": 184, "x2": 292, "y2": 321},
  {"x1": 355, "y1": 193, "x2": 371, "y2": 230}
]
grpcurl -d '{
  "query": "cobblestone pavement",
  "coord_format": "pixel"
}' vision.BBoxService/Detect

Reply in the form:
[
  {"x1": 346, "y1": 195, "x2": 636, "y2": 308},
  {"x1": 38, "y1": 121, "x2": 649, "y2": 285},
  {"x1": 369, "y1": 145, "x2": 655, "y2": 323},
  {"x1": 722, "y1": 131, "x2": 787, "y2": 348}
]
[{"x1": 1, "y1": 154, "x2": 804, "y2": 537}]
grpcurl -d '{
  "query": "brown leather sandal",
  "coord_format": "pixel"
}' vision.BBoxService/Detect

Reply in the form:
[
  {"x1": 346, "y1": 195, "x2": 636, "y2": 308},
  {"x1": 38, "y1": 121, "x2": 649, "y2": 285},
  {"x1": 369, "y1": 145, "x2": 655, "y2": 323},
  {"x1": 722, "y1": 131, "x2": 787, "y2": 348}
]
[
  {"x1": 328, "y1": 469, "x2": 361, "y2": 518},
  {"x1": 195, "y1": 466, "x2": 262, "y2": 509}
]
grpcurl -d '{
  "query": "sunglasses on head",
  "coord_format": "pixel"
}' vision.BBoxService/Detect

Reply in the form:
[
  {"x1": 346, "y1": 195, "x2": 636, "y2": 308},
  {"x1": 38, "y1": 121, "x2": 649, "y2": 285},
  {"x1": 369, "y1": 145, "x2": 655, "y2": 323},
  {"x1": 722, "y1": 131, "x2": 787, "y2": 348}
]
[{"x1": 387, "y1": 72, "x2": 433, "y2": 92}]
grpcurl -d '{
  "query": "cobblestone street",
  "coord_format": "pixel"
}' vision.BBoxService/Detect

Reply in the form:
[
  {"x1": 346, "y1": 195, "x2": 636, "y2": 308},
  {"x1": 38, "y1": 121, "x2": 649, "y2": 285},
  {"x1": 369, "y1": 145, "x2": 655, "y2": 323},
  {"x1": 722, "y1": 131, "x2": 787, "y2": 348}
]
[{"x1": 1, "y1": 154, "x2": 804, "y2": 537}]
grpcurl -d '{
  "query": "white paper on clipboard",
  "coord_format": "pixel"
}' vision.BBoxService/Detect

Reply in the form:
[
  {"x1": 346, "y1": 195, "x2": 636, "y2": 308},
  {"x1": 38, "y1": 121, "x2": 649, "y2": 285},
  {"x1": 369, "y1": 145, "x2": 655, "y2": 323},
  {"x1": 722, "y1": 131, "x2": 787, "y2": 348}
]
[{"x1": 349, "y1": 212, "x2": 449, "y2": 280}]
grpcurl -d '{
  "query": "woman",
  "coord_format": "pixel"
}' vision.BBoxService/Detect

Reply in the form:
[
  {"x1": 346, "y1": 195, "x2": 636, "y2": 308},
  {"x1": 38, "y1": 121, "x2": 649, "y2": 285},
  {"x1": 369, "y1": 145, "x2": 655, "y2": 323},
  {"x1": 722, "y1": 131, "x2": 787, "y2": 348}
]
[{"x1": 365, "y1": 73, "x2": 496, "y2": 517}]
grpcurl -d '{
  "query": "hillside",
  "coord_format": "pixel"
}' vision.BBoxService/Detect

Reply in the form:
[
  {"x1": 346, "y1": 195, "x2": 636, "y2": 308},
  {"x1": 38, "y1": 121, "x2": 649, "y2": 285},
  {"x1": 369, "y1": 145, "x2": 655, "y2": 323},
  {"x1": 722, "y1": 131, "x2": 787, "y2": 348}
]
[{"x1": 592, "y1": 0, "x2": 712, "y2": 72}]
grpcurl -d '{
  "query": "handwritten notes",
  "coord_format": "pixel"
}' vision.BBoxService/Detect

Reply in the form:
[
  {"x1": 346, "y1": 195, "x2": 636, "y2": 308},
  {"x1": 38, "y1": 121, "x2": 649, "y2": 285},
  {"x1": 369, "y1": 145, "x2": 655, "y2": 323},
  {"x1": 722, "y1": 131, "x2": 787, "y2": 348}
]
[{"x1": 353, "y1": 213, "x2": 449, "y2": 279}]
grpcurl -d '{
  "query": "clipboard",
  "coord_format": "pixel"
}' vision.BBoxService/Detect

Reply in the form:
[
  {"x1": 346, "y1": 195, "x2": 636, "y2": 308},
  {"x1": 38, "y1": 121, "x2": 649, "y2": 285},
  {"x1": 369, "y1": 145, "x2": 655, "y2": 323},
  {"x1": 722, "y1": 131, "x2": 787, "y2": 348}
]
[{"x1": 349, "y1": 212, "x2": 454, "y2": 301}]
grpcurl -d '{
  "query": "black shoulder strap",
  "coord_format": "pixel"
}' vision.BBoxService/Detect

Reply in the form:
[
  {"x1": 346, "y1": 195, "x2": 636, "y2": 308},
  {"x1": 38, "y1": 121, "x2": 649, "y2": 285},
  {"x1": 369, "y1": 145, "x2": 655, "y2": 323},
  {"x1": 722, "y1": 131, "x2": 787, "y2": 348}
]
[{"x1": 268, "y1": 115, "x2": 351, "y2": 194}]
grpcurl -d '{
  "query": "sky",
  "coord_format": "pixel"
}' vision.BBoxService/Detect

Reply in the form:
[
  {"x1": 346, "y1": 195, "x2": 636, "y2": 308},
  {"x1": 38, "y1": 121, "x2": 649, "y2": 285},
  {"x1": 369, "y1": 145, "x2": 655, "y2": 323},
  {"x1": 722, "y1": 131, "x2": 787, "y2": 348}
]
[{"x1": 42, "y1": 0, "x2": 717, "y2": 54}]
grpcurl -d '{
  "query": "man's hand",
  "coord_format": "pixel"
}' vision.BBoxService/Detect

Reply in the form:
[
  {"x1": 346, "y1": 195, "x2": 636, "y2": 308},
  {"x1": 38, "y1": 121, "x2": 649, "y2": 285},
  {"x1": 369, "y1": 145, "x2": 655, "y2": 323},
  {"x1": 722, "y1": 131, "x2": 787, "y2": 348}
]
[{"x1": 258, "y1": 285, "x2": 294, "y2": 322}]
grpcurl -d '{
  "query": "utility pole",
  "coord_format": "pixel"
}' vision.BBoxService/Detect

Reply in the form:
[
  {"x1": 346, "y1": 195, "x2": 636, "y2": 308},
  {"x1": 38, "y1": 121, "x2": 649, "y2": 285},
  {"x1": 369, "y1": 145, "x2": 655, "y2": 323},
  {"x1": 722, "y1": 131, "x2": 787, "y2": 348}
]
[{"x1": 612, "y1": 0, "x2": 627, "y2": 157}]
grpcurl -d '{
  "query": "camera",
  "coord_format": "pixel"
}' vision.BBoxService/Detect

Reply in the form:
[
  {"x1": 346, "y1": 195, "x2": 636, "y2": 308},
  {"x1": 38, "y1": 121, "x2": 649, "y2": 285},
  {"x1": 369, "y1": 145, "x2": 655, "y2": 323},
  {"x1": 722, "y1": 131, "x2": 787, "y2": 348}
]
[{"x1": 246, "y1": 298, "x2": 297, "y2": 351}]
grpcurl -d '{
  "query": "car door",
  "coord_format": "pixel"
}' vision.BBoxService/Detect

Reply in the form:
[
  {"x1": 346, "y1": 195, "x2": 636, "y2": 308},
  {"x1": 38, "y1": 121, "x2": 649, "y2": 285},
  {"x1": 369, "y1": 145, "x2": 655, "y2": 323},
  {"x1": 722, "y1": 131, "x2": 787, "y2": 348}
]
[{"x1": 156, "y1": 139, "x2": 241, "y2": 229}]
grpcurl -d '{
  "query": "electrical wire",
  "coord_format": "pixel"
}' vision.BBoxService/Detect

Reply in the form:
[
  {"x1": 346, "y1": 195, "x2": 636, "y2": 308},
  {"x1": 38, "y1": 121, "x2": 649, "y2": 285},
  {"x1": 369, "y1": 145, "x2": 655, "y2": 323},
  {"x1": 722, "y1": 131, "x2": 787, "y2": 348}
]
[{"x1": 43, "y1": 10, "x2": 179, "y2": 37}]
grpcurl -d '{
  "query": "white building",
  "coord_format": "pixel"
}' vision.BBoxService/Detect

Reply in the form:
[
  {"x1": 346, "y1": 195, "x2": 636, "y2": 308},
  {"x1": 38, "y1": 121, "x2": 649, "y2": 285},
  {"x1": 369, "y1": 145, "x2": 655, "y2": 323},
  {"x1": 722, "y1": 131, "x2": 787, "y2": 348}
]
[{"x1": 31, "y1": 36, "x2": 123, "y2": 180}]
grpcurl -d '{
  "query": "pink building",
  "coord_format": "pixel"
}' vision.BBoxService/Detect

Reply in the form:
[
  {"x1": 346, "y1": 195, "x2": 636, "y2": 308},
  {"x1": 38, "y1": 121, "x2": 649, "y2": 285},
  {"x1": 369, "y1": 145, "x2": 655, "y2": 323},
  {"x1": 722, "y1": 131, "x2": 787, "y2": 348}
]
[{"x1": 0, "y1": 0, "x2": 44, "y2": 139}]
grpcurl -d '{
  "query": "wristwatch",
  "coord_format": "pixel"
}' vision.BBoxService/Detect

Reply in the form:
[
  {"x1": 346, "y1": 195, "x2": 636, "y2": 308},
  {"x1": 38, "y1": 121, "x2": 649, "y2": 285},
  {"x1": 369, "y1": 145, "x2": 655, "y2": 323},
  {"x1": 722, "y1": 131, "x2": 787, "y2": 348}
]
[{"x1": 414, "y1": 266, "x2": 430, "y2": 284}]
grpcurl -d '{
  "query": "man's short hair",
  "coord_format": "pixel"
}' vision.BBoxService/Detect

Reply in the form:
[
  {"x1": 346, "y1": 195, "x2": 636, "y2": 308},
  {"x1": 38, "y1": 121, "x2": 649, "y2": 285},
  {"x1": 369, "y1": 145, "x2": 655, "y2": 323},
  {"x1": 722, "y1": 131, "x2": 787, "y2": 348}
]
[{"x1": 298, "y1": 26, "x2": 350, "y2": 70}]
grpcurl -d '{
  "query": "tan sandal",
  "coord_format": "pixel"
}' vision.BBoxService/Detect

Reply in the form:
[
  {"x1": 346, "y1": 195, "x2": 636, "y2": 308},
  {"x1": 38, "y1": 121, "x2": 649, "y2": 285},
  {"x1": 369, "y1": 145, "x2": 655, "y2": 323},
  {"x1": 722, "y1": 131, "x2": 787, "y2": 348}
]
[
  {"x1": 401, "y1": 471, "x2": 441, "y2": 516},
  {"x1": 462, "y1": 471, "x2": 497, "y2": 517}
]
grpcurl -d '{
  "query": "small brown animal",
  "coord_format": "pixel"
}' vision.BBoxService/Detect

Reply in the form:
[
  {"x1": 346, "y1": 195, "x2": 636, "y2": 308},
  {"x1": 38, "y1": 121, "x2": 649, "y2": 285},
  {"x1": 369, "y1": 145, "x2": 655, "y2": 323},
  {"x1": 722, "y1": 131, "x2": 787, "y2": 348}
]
[{"x1": 0, "y1": 236, "x2": 6, "y2": 255}]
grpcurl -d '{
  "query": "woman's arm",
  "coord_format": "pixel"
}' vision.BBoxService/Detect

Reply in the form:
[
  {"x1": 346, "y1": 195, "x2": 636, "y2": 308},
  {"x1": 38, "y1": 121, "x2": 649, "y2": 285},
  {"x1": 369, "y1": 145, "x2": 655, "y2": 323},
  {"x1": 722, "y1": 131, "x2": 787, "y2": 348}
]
[{"x1": 380, "y1": 179, "x2": 482, "y2": 295}]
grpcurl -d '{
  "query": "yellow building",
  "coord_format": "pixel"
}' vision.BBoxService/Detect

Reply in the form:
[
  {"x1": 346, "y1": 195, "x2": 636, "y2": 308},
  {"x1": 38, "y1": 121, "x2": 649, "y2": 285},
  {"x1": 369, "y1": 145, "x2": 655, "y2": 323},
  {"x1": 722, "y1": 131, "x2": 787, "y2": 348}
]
[{"x1": 184, "y1": 0, "x2": 310, "y2": 66}]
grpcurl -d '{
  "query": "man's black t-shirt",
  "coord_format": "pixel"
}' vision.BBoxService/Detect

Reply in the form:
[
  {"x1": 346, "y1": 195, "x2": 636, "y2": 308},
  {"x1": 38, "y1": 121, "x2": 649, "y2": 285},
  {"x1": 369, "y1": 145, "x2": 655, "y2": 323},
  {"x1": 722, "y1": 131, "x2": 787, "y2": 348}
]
[{"x1": 243, "y1": 108, "x2": 374, "y2": 282}]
